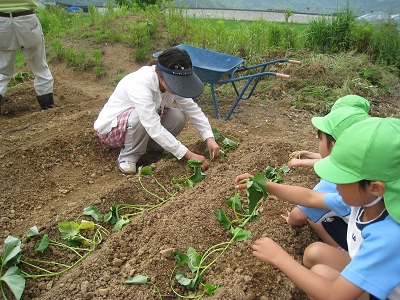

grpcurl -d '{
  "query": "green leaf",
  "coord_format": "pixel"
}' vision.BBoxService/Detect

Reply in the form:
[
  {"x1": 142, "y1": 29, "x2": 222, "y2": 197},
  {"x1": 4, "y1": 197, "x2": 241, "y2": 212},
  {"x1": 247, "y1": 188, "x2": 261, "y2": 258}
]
[
  {"x1": 2, "y1": 236, "x2": 22, "y2": 266},
  {"x1": 184, "y1": 178, "x2": 194, "y2": 188},
  {"x1": 82, "y1": 206, "x2": 103, "y2": 222},
  {"x1": 246, "y1": 185, "x2": 263, "y2": 214},
  {"x1": 222, "y1": 137, "x2": 238, "y2": 147},
  {"x1": 187, "y1": 247, "x2": 201, "y2": 273},
  {"x1": 281, "y1": 165, "x2": 291, "y2": 173},
  {"x1": 204, "y1": 283, "x2": 219, "y2": 295},
  {"x1": 264, "y1": 166, "x2": 276, "y2": 178},
  {"x1": 66, "y1": 236, "x2": 88, "y2": 247},
  {"x1": 219, "y1": 149, "x2": 226, "y2": 158},
  {"x1": 35, "y1": 234, "x2": 50, "y2": 253},
  {"x1": 104, "y1": 204, "x2": 119, "y2": 225},
  {"x1": 112, "y1": 218, "x2": 131, "y2": 231},
  {"x1": 272, "y1": 173, "x2": 282, "y2": 183},
  {"x1": 58, "y1": 221, "x2": 80, "y2": 240},
  {"x1": 176, "y1": 271, "x2": 192, "y2": 287},
  {"x1": 172, "y1": 252, "x2": 189, "y2": 267},
  {"x1": 188, "y1": 168, "x2": 206, "y2": 184},
  {"x1": 251, "y1": 173, "x2": 268, "y2": 195},
  {"x1": 232, "y1": 227, "x2": 251, "y2": 242},
  {"x1": 0, "y1": 266, "x2": 26, "y2": 300},
  {"x1": 214, "y1": 209, "x2": 231, "y2": 230},
  {"x1": 123, "y1": 274, "x2": 148, "y2": 285},
  {"x1": 187, "y1": 160, "x2": 204, "y2": 168},
  {"x1": 247, "y1": 173, "x2": 268, "y2": 213},
  {"x1": 226, "y1": 195, "x2": 243, "y2": 211},
  {"x1": 138, "y1": 166, "x2": 153, "y2": 175},
  {"x1": 212, "y1": 128, "x2": 221, "y2": 140},
  {"x1": 27, "y1": 226, "x2": 40, "y2": 240},
  {"x1": 78, "y1": 220, "x2": 95, "y2": 231},
  {"x1": 176, "y1": 272, "x2": 202, "y2": 290}
]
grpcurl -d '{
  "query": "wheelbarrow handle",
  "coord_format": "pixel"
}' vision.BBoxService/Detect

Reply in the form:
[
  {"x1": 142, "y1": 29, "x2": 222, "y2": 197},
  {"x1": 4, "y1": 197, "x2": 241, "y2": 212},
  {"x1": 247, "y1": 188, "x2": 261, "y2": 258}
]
[
  {"x1": 288, "y1": 59, "x2": 302, "y2": 64},
  {"x1": 276, "y1": 73, "x2": 290, "y2": 79}
]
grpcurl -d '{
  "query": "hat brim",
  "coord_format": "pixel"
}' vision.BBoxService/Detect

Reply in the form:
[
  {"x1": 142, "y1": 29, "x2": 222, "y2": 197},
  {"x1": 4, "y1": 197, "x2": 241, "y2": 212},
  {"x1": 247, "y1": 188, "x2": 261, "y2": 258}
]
[
  {"x1": 315, "y1": 156, "x2": 400, "y2": 224},
  {"x1": 161, "y1": 71, "x2": 204, "y2": 98},
  {"x1": 314, "y1": 155, "x2": 363, "y2": 184},
  {"x1": 384, "y1": 180, "x2": 400, "y2": 224},
  {"x1": 311, "y1": 117, "x2": 327, "y2": 134}
]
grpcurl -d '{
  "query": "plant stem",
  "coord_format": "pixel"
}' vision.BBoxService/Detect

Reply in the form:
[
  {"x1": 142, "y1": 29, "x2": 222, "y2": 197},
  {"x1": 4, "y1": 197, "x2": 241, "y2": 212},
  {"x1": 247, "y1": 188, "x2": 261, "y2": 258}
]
[
  {"x1": 138, "y1": 175, "x2": 167, "y2": 202},
  {"x1": 153, "y1": 176, "x2": 177, "y2": 197},
  {"x1": 149, "y1": 282, "x2": 163, "y2": 300}
]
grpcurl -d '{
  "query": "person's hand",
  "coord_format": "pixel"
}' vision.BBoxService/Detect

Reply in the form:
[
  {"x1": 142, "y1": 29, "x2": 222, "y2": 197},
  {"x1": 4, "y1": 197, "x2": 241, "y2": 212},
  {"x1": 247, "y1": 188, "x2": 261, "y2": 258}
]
[
  {"x1": 184, "y1": 150, "x2": 209, "y2": 171},
  {"x1": 251, "y1": 237, "x2": 286, "y2": 265},
  {"x1": 289, "y1": 150, "x2": 321, "y2": 160},
  {"x1": 288, "y1": 151, "x2": 322, "y2": 168},
  {"x1": 206, "y1": 137, "x2": 220, "y2": 159},
  {"x1": 234, "y1": 173, "x2": 252, "y2": 192},
  {"x1": 280, "y1": 211, "x2": 290, "y2": 224},
  {"x1": 288, "y1": 157, "x2": 321, "y2": 168}
]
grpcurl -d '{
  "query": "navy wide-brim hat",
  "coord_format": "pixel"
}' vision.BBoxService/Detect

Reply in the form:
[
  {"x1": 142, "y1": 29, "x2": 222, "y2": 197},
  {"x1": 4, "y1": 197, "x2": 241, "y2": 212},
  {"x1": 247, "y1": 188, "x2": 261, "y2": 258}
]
[{"x1": 157, "y1": 62, "x2": 204, "y2": 98}]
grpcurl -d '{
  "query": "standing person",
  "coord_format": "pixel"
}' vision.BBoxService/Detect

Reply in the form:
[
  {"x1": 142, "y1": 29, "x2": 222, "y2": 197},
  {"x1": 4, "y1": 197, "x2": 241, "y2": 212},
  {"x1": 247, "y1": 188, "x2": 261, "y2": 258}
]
[
  {"x1": 0, "y1": 0, "x2": 54, "y2": 113},
  {"x1": 94, "y1": 46, "x2": 220, "y2": 174},
  {"x1": 247, "y1": 118, "x2": 400, "y2": 299}
]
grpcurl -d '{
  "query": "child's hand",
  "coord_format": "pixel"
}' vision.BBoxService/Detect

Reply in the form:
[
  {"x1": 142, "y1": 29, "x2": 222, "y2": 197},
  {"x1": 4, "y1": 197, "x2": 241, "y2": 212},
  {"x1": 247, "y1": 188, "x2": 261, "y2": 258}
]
[
  {"x1": 288, "y1": 158, "x2": 304, "y2": 168},
  {"x1": 288, "y1": 150, "x2": 322, "y2": 168},
  {"x1": 281, "y1": 211, "x2": 291, "y2": 224},
  {"x1": 289, "y1": 150, "x2": 321, "y2": 160},
  {"x1": 251, "y1": 237, "x2": 285, "y2": 265},
  {"x1": 234, "y1": 173, "x2": 252, "y2": 191}
]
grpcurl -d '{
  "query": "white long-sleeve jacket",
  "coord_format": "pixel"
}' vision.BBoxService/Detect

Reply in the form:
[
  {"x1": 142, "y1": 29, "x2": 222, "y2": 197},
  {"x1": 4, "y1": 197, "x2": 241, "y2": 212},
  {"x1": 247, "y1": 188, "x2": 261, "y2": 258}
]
[{"x1": 94, "y1": 65, "x2": 213, "y2": 159}]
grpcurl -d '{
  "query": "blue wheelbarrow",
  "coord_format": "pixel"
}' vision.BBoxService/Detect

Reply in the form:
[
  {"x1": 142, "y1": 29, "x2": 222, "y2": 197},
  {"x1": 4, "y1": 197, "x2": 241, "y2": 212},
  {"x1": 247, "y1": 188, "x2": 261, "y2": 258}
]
[{"x1": 154, "y1": 44, "x2": 300, "y2": 120}]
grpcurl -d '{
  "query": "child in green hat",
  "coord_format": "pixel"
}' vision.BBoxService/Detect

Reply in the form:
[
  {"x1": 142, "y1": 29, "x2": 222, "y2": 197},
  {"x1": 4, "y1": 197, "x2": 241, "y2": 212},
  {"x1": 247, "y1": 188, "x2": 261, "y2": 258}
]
[
  {"x1": 248, "y1": 118, "x2": 400, "y2": 299},
  {"x1": 282, "y1": 95, "x2": 370, "y2": 250}
]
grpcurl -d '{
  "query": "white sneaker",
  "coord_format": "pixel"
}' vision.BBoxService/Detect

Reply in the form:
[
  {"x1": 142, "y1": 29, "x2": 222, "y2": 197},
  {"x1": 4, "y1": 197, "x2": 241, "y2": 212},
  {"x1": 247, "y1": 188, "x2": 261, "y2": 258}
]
[{"x1": 118, "y1": 161, "x2": 137, "y2": 174}]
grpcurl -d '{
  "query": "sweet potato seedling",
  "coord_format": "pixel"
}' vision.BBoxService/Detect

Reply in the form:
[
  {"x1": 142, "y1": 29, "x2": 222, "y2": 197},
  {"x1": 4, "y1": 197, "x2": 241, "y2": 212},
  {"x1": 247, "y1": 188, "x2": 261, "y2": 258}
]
[
  {"x1": 169, "y1": 173, "x2": 268, "y2": 299},
  {"x1": 171, "y1": 160, "x2": 206, "y2": 189},
  {"x1": 20, "y1": 223, "x2": 105, "y2": 279},
  {"x1": 209, "y1": 128, "x2": 239, "y2": 159},
  {"x1": 264, "y1": 164, "x2": 290, "y2": 183},
  {"x1": 0, "y1": 222, "x2": 106, "y2": 300},
  {"x1": 7, "y1": 72, "x2": 33, "y2": 89},
  {"x1": 83, "y1": 165, "x2": 179, "y2": 231}
]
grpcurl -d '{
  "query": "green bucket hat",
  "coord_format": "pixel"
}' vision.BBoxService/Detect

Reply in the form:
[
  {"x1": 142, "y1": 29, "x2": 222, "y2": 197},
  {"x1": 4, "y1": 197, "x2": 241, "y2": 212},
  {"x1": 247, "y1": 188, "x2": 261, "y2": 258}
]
[
  {"x1": 311, "y1": 106, "x2": 370, "y2": 140},
  {"x1": 331, "y1": 95, "x2": 370, "y2": 112},
  {"x1": 314, "y1": 117, "x2": 400, "y2": 224}
]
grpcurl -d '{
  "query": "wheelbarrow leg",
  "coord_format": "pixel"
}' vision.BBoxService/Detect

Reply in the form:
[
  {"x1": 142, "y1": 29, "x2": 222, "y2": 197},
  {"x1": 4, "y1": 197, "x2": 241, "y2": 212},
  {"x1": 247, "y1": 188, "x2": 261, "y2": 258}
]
[
  {"x1": 211, "y1": 77, "x2": 258, "y2": 121},
  {"x1": 211, "y1": 83, "x2": 242, "y2": 121}
]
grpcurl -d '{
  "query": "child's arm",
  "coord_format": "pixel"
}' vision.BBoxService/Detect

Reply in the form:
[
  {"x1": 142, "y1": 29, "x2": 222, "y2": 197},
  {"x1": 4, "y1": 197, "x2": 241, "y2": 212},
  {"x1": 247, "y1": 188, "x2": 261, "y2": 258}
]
[
  {"x1": 251, "y1": 237, "x2": 366, "y2": 300},
  {"x1": 234, "y1": 174, "x2": 328, "y2": 210},
  {"x1": 266, "y1": 181, "x2": 328, "y2": 209},
  {"x1": 290, "y1": 150, "x2": 322, "y2": 160},
  {"x1": 288, "y1": 157, "x2": 320, "y2": 168},
  {"x1": 288, "y1": 150, "x2": 322, "y2": 168}
]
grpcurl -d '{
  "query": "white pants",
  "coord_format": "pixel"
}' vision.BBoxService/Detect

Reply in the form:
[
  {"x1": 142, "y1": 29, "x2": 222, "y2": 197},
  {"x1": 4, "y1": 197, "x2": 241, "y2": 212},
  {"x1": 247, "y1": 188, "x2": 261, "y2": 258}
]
[
  {"x1": 0, "y1": 14, "x2": 53, "y2": 97},
  {"x1": 118, "y1": 107, "x2": 186, "y2": 164}
]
